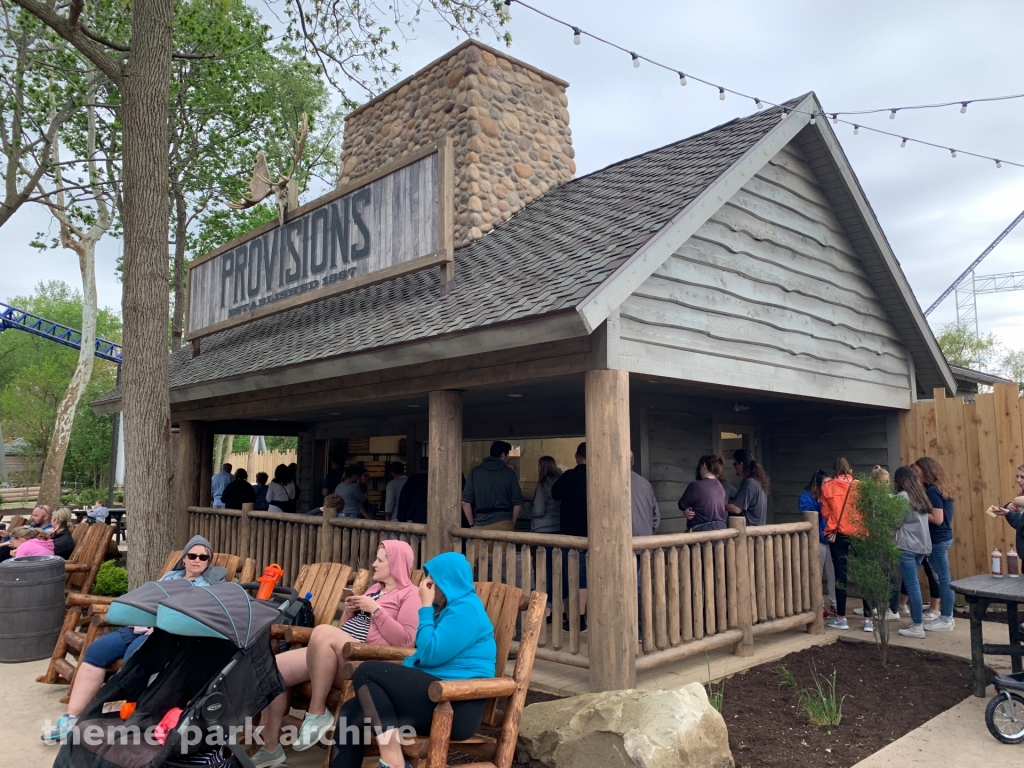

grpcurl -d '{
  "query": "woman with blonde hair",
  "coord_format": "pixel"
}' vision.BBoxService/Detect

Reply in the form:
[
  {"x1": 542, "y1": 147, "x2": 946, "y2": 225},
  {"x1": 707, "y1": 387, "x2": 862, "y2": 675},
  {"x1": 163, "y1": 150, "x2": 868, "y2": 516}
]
[
  {"x1": 0, "y1": 526, "x2": 54, "y2": 562},
  {"x1": 51, "y1": 508, "x2": 75, "y2": 559},
  {"x1": 913, "y1": 456, "x2": 956, "y2": 631},
  {"x1": 531, "y1": 456, "x2": 562, "y2": 534}
]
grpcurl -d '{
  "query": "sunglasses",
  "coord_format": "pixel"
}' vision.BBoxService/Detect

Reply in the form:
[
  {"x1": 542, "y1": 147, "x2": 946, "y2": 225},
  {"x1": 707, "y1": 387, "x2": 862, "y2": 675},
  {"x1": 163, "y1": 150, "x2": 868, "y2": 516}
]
[{"x1": 185, "y1": 552, "x2": 210, "y2": 562}]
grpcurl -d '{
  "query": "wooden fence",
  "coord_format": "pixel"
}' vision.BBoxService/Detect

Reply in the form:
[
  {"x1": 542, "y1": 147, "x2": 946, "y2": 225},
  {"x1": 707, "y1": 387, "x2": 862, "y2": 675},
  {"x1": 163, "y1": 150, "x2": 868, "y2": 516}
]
[
  {"x1": 898, "y1": 382, "x2": 1024, "y2": 582},
  {"x1": 451, "y1": 513, "x2": 822, "y2": 673},
  {"x1": 221, "y1": 450, "x2": 297, "y2": 479},
  {"x1": 187, "y1": 506, "x2": 425, "y2": 587},
  {"x1": 0, "y1": 485, "x2": 39, "y2": 504}
]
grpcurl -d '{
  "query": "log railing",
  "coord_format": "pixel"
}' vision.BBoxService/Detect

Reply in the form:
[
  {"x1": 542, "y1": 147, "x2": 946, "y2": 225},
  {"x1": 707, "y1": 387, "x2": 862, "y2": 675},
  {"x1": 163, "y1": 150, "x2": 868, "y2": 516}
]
[
  {"x1": 451, "y1": 527, "x2": 590, "y2": 668},
  {"x1": 186, "y1": 506, "x2": 426, "y2": 587},
  {"x1": 745, "y1": 518, "x2": 820, "y2": 636}
]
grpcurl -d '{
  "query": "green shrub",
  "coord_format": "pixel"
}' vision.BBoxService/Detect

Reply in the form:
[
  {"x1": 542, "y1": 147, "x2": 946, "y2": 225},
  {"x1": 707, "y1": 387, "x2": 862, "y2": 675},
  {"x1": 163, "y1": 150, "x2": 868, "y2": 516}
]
[
  {"x1": 799, "y1": 664, "x2": 845, "y2": 727},
  {"x1": 92, "y1": 560, "x2": 128, "y2": 597},
  {"x1": 77, "y1": 488, "x2": 106, "y2": 506}
]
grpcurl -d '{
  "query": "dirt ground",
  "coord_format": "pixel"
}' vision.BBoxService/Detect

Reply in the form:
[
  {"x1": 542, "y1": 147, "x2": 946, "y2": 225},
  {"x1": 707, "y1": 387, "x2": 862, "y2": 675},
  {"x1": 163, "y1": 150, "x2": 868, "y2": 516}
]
[{"x1": 722, "y1": 640, "x2": 995, "y2": 768}]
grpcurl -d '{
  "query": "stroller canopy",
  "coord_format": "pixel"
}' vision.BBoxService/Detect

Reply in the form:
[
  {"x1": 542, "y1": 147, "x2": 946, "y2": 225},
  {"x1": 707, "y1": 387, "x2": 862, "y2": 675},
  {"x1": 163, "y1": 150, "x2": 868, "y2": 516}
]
[
  {"x1": 105, "y1": 579, "x2": 197, "y2": 627},
  {"x1": 156, "y1": 582, "x2": 282, "y2": 648}
]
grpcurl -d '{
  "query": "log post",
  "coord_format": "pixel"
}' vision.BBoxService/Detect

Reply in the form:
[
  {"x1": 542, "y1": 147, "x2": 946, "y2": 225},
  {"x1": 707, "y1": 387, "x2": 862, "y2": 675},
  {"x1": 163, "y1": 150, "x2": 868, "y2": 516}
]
[
  {"x1": 729, "y1": 516, "x2": 754, "y2": 656},
  {"x1": 238, "y1": 503, "x2": 253, "y2": 562},
  {"x1": 198, "y1": 425, "x2": 214, "y2": 508},
  {"x1": 174, "y1": 421, "x2": 202, "y2": 547},
  {"x1": 804, "y1": 511, "x2": 825, "y2": 634},
  {"x1": 320, "y1": 507, "x2": 336, "y2": 562},
  {"x1": 584, "y1": 369, "x2": 636, "y2": 692},
  {"x1": 426, "y1": 390, "x2": 462, "y2": 560}
]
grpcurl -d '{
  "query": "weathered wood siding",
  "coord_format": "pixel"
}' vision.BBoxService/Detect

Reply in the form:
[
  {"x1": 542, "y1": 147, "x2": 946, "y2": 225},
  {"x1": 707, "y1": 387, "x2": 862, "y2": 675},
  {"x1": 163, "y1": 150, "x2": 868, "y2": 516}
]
[
  {"x1": 766, "y1": 409, "x2": 893, "y2": 524},
  {"x1": 619, "y1": 140, "x2": 912, "y2": 410},
  {"x1": 646, "y1": 409, "x2": 713, "y2": 533}
]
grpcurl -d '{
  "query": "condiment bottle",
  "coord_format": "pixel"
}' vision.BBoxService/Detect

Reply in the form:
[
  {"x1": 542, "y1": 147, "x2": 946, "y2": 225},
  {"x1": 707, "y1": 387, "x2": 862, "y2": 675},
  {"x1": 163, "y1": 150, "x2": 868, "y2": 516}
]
[
  {"x1": 992, "y1": 548, "x2": 1004, "y2": 577},
  {"x1": 1008, "y1": 549, "x2": 1020, "y2": 577}
]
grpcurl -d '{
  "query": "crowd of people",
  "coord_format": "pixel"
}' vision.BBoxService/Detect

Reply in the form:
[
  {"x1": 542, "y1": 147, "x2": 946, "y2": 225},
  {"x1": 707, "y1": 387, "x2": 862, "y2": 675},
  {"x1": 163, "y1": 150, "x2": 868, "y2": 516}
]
[{"x1": 0, "y1": 504, "x2": 75, "y2": 562}]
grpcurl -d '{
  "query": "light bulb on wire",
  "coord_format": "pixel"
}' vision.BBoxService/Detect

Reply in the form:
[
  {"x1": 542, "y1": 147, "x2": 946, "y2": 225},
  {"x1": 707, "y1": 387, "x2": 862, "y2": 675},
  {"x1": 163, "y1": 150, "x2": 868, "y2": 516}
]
[
  {"x1": 900, "y1": 137, "x2": 907, "y2": 148},
  {"x1": 780, "y1": 109, "x2": 788, "y2": 121},
  {"x1": 853, "y1": 125, "x2": 859, "y2": 135},
  {"x1": 572, "y1": 27, "x2": 581, "y2": 45},
  {"x1": 960, "y1": 102, "x2": 968, "y2": 114},
  {"x1": 889, "y1": 109, "x2": 897, "y2": 120},
  {"x1": 501, "y1": 0, "x2": 511, "y2": 21},
  {"x1": 754, "y1": 98, "x2": 762, "y2": 109},
  {"x1": 831, "y1": 114, "x2": 838, "y2": 124},
  {"x1": 996, "y1": 159, "x2": 1003, "y2": 169},
  {"x1": 718, "y1": 87, "x2": 725, "y2": 101},
  {"x1": 809, "y1": 113, "x2": 816, "y2": 125},
  {"x1": 950, "y1": 149, "x2": 957, "y2": 158},
  {"x1": 631, "y1": 52, "x2": 640, "y2": 68},
  {"x1": 678, "y1": 72, "x2": 687, "y2": 86}
]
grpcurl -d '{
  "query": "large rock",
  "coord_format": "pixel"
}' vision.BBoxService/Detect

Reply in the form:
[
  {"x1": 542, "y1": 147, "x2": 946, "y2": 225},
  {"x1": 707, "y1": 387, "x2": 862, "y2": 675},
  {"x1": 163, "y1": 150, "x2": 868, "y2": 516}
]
[{"x1": 517, "y1": 683, "x2": 733, "y2": 768}]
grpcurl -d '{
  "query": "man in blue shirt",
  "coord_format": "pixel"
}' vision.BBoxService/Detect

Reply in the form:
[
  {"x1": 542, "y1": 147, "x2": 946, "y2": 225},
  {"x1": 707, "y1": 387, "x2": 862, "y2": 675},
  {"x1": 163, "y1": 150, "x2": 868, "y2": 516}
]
[
  {"x1": 211, "y1": 463, "x2": 233, "y2": 508},
  {"x1": 29, "y1": 504, "x2": 54, "y2": 531}
]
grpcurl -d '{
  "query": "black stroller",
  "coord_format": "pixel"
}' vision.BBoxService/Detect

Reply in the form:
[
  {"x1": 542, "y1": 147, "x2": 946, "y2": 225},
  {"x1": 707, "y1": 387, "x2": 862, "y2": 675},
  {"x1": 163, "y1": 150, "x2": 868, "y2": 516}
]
[
  {"x1": 55, "y1": 580, "x2": 290, "y2": 768},
  {"x1": 987, "y1": 670, "x2": 1024, "y2": 743}
]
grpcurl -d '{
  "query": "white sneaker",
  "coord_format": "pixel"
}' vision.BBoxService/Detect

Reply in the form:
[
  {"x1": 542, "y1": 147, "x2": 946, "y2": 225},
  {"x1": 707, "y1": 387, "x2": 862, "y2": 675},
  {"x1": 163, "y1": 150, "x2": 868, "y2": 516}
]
[
  {"x1": 863, "y1": 619, "x2": 874, "y2": 632},
  {"x1": 826, "y1": 616, "x2": 849, "y2": 630},
  {"x1": 899, "y1": 623, "x2": 926, "y2": 639},
  {"x1": 924, "y1": 616, "x2": 955, "y2": 632},
  {"x1": 251, "y1": 744, "x2": 286, "y2": 768},
  {"x1": 293, "y1": 711, "x2": 335, "y2": 751},
  {"x1": 884, "y1": 609, "x2": 901, "y2": 621},
  {"x1": 898, "y1": 604, "x2": 910, "y2": 617},
  {"x1": 853, "y1": 607, "x2": 863, "y2": 615},
  {"x1": 922, "y1": 608, "x2": 940, "y2": 622}
]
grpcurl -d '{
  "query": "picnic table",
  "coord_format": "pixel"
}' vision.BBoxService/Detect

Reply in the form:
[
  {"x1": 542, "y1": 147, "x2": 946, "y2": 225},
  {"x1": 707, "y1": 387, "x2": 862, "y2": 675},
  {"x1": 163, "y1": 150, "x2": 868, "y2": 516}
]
[
  {"x1": 73, "y1": 507, "x2": 126, "y2": 544},
  {"x1": 951, "y1": 574, "x2": 1024, "y2": 697}
]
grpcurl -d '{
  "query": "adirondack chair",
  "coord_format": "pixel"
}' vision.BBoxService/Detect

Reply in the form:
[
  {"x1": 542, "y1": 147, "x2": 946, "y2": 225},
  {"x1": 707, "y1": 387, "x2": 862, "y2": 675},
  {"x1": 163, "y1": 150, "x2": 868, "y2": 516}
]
[
  {"x1": 334, "y1": 585, "x2": 546, "y2": 768},
  {"x1": 38, "y1": 549, "x2": 256, "y2": 694},
  {"x1": 6, "y1": 514, "x2": 28, "y2": 531},
  {"x1": 269, "y1": 562, "x2": 354, "y2": 645},
  {"x1": 64, "y1": 522, "x2": 115, "y2": 595}
]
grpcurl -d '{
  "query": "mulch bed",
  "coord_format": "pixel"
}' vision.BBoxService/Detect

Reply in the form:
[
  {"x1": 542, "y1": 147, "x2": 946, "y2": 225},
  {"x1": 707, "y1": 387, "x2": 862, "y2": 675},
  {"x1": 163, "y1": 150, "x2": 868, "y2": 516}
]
[{"x1": 723, "y1": 639, "x2": 994, "y2": 768}]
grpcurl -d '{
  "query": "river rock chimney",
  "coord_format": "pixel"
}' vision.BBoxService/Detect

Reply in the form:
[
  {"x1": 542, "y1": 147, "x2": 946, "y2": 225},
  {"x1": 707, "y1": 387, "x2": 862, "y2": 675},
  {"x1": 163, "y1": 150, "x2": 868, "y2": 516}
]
[{"x1": 337, "y1": 40, "x2": 575, "y2": 248}]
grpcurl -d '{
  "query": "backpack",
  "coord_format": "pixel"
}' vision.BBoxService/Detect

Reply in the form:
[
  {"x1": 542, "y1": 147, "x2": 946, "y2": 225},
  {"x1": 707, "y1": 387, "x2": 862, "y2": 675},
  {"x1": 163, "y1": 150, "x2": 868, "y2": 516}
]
[{"x1": 272, "y1": 594, "x2": 315, "y2": 652}]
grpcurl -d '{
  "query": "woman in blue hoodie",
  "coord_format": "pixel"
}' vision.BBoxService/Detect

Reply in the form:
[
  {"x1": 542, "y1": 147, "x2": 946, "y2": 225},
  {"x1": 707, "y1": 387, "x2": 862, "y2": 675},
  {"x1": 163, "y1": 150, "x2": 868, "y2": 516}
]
[{"x1": 331, "y1": 552, "x2": 497, "y2": 768}]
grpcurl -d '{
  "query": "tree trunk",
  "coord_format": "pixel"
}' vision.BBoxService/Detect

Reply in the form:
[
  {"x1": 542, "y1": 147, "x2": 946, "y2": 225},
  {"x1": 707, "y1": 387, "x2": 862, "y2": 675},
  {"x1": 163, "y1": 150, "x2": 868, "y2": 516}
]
[
  {"x1": 171, "y1": 182, "x2": 187, "y2": 349},
  {"x1": 120, "y1": 0, "x2": 175, "y2": 588},
  {"x1": 37, "y1": 239, "x2": 98, "y2": 507}
]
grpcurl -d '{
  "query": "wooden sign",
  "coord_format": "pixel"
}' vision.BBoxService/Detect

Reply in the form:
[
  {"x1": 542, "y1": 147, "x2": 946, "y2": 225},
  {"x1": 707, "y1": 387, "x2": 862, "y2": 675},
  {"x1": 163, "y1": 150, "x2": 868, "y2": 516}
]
[{"x1": 186, "y1": 139, "x2": 453, "y2": 339}]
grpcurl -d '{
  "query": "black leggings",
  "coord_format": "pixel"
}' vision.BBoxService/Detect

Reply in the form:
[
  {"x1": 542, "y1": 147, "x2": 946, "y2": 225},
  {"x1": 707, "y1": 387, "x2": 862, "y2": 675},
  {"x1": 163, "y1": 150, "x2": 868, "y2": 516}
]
[
  {"x1": 829, "y1": 534, "x2": 871, "y2": 618},
  {"x1": 330, "y1": 661, "x2": 486, "y2": 768}
]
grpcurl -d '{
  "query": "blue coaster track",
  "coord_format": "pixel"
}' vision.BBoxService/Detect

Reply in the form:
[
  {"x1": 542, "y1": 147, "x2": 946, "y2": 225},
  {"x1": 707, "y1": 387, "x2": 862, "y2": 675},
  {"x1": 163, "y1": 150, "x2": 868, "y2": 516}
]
[{"x1": 0, "y1": 301, "x2": 122, "y2": 363}]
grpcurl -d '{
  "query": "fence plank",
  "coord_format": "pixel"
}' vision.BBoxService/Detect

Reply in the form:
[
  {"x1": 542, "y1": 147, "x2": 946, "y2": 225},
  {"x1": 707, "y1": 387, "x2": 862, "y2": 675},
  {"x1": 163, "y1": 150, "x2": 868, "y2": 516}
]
[
  {"x1": 568, "y1": 549, "x2": 580, "y2": 655},
  {"x1": 754, "y1": 537, "x2": 766, "y2": 623},
  {"x1": 995, "y1": 383, "x2": 1024, "y2": 556},
  {"x1": 640, "y1": 550, "x2": 654, "y2": 653},
  {"x1": 667, "y1": 547, "x2": 681, "y2": 645},
  {"x1": 552, "y1": 547, "x2": 563, "y2": 650},
  {"x1": 653, "y1": 548, "x2": 668, "y2": 651},
  {"x1": 783, "y1": 534, "x2": 794, "y2": 617},
  {"x1": 680, "y1": 544, "x2": 693, "y2": 642},
  {"x1": 691, "y1": 543, "x2": 704, "y2": 640},
  {"x1": 726, "y1": 538, "x2": 738, "y2": 630},
  {"x1": 764, "y1": 535, "x2": 776, "y2": 620},
  {"x1": 714, "y1": 540, "x2": 727, "y2": 632}
]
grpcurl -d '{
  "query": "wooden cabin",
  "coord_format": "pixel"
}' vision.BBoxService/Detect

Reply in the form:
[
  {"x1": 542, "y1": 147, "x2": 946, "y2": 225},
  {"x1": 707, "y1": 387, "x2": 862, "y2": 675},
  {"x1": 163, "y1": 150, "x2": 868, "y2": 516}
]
[{"x1": 93, "y1": 41, "x2": 956, "y2": 692}]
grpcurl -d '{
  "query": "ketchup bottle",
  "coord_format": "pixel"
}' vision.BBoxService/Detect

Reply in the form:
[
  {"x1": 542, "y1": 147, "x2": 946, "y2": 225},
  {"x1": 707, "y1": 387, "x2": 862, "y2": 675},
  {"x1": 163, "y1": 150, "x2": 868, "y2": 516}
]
[
  {"x1": 992, "y1": 549, "x2": 1004, "y2": 578},
  {"x1": 256, "y1": 563, "x2": 284, "y2": 599}
]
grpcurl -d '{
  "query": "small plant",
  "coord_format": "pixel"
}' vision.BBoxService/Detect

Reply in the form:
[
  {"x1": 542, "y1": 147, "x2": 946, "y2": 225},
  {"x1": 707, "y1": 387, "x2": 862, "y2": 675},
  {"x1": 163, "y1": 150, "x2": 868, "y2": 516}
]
[
  {"x1": 92, "y1": 560, "x2": 128, "y2": 597},
  {"x1": 776, "y1": 664, "x2": 797, "y2": 689},
  {"x1": 704, "y1": 658, "x2": 725, "y2": 712},
  {"x1": 798, "y1": 664, "x2": 845, "y2": 727}
]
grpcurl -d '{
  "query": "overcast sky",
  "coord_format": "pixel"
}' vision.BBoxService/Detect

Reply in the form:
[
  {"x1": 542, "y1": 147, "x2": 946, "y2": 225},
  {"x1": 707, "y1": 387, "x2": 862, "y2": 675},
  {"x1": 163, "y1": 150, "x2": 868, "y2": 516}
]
[{"x1": 3, "y1": 0, "x2": 1022, "y2": 357}]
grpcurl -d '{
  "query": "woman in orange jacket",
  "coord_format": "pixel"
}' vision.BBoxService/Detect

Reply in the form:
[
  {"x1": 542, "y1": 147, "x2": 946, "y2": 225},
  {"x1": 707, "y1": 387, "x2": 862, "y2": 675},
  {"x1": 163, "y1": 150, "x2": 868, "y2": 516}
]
[{"x1": 820, "y1": 457, "x2": 871, "y2": 632}]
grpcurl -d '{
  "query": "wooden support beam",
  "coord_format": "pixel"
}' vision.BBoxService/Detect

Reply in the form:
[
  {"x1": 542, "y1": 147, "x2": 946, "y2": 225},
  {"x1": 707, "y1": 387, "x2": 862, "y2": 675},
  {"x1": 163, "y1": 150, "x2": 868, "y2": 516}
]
[
  {"x1": 584, "y1": 369, "x2": 636, "y2": 691},
  {"x1": 426, "y1": 390, "x2": 463, "y2": 560},
  {"x1": 198, "y1": 426, "x2": 214, "y2": 508},
  {"x1": 174, "y1": 421, "x2": 201, "y2": 547},
  {"x1": 804, "y1": 511, "x2": 825, "y2": 634},
  {"x1": 729, "y1": 516, "x2": 754, "y2": 656}
]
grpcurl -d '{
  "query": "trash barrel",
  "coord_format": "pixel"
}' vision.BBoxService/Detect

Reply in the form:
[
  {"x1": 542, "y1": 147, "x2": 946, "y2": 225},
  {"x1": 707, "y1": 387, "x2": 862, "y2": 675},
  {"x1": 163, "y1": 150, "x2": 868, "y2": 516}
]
[{"x1": 0, "y1": 555, "x2": 66, "y2": 662}]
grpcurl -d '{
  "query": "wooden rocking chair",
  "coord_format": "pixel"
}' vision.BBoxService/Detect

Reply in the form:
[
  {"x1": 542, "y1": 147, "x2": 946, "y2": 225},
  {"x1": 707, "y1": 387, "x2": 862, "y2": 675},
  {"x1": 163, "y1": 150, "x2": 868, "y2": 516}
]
[
  {"x1": 333, "y1": 584, "x2": 546, "y2": 768},
  {"x1": 64, "y1": 522, "x2": 115, "y2": 595}
]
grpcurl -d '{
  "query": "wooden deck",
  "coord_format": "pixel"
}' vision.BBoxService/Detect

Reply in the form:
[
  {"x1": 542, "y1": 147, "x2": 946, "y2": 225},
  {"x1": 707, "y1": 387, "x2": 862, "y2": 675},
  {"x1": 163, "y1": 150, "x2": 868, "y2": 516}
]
[{"x1": 515, "y1": 627, "x2": 837, "y2": 696}]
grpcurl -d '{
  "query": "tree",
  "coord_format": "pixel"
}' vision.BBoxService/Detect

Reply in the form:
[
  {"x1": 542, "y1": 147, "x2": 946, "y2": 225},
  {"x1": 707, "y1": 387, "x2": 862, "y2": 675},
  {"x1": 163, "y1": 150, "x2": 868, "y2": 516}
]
[
  {"x1": 1005, "y1": 349, "x2": 1024, "y2": 396},
  {"x1": 848, "y1": 476, "x2": 909, "y2": 666},
  {"x1": 32, "y1": 93, "x2": 119, "y2": 507},
  {"x1": 9, "y1": 0, "x2": 506, "y2": 587},
  {"x1": 936, "y1": 321, "x2": 1000, "y2": 371}
]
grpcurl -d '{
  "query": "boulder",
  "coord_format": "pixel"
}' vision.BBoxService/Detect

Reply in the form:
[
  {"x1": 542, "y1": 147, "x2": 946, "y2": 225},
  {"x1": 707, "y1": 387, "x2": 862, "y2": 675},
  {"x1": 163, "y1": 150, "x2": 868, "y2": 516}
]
[{"x1": 517, "y1": 683, "x2": 733, "y2": 768}]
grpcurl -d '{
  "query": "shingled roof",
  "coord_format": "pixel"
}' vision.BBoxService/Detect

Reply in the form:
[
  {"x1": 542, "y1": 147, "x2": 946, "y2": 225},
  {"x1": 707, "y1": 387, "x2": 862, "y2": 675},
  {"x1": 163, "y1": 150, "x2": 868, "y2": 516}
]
[{"x1": 93, "y1": 97, "x2": 803, "y2": 407}]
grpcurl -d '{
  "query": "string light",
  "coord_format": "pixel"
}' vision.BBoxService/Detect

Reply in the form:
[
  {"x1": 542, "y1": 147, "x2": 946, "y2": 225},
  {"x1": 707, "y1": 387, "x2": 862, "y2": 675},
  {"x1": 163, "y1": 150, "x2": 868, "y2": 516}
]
[
  {"x1": 900, "y1": 137, "x2": 907, "y2": 148},
  {"x1": 950, "y1": 149, "x2": 958, "y2": 158},
  {"x1": 809, "y1": 112, "x2": 816, "y2": 125},
  {"x1": 503, "y1": 0, "x2": 1024, "y2": 170},
  {"x1": 501, "y1": 0, "x2": 511, "y2": 20}
]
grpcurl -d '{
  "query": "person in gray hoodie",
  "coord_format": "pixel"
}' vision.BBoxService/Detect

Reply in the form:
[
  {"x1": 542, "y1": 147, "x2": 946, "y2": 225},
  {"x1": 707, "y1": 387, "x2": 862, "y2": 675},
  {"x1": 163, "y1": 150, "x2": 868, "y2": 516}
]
[
  {"x1": 461, "y1": 441, "x2": 524, "y2": 530},
  {"x1": 43, "y1": 535, "x2": 225, "y2": 743}
]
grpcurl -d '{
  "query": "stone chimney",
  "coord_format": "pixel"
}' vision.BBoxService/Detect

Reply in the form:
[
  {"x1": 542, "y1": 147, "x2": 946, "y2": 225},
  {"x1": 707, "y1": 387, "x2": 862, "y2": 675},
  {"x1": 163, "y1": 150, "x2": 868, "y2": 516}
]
[{"x1": 337, "y1": 40, "x2": 575, "y2": 248}]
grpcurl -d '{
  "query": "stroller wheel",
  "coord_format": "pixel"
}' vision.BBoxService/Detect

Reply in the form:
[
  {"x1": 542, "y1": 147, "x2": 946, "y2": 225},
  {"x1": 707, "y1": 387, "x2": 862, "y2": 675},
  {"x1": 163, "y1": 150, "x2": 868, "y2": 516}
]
[{"x1": 987, "y1": 692, "x2": 1024, "y2": 744}]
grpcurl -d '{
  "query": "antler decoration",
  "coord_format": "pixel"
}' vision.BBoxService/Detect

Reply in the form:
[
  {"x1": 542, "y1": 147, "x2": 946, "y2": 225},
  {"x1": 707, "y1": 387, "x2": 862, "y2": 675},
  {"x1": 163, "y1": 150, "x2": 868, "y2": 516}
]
[{"x1": 227, "y1": 112, "x2": 309, "y2": 227}]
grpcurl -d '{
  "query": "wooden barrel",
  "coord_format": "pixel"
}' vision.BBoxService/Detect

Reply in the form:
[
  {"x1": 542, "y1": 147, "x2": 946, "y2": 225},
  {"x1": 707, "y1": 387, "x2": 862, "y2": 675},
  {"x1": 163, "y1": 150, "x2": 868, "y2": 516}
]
[{"x1": 0, "y1": 555, "x2": 66, "y2": 662}]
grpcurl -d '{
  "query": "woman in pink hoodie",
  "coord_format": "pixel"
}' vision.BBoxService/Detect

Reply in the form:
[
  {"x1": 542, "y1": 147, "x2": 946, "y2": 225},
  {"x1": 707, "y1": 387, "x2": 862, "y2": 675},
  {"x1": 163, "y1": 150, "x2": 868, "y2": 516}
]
[
  {"x1": 254, "y1": 539, "x2": 419, "y2": 766},
  {"x1": 5, "y1": 527, "x2": 55, "y2": 559}
]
